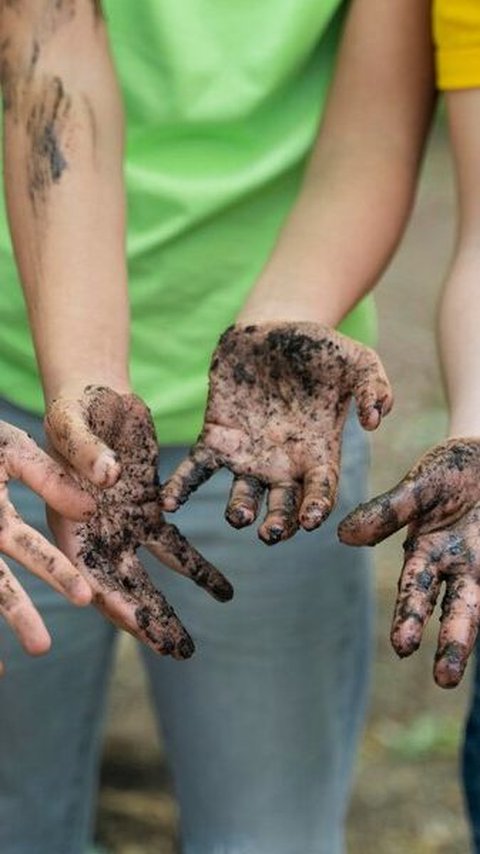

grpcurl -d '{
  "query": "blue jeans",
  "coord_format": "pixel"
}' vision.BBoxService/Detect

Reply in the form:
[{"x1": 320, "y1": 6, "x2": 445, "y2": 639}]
[
  {"x1": 463, "y1": 642, "x2": 480, "y2": 852},
  {"x1": 0, "y1": 398, "x2": 373, "y2": 854}
]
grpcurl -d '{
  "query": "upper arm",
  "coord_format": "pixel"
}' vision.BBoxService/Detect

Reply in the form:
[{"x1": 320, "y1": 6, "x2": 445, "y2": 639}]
[{"x1": 446, "y1": 91, "x2": 480, "y2": 242}]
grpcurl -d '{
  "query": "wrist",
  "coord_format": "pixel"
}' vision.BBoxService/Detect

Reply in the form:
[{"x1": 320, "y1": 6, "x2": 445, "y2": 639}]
[
  {"x1": 237, "y1": 281, "x2": 342, "y2": 327},
  {"x1": 44, "y1": 372, "x2": 132, "y2": 405}
]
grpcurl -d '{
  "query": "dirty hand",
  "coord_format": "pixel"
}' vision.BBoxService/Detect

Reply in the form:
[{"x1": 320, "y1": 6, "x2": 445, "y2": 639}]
[
  {"x1": 46, "y1": 386, "x2": 233, "y2": 660},
  {"x1": 161, "y1": 322, "x2": 392, "y2": 544},
  {"x1": 339, "y1": 438, "x2": 480, "y2": 688},
  {"x1": 0, "y1": 421, "x2": 93, "y2": 672}
]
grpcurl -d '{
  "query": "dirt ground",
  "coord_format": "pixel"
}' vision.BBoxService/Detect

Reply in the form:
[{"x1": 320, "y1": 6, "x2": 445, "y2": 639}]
[{"x1": 96, "y1": 124, "x2": 473, "y2": 854}]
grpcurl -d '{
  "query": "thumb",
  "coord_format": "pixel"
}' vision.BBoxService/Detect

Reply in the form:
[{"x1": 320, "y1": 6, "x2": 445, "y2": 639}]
[
  {"x1": 338, "y1": 476, "x2": 422, "y2": 546},
  {"x1": 45, "y1": 393, "x2": 121, "y2": 488}
]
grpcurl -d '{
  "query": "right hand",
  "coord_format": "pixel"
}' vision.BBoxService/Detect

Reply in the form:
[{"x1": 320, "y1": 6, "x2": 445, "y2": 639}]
[
  {"x1": 161, "y1": 322, "x2": 393, "y2": 544},
  {"x1": 0, "y1": 421, "x2": 93, "y2": 673},
  {"x1": 339, "y1": 438, "x2": 480, "y2": 688},
  {"x1": 46, "y1": 385, "x2": 233, "y2": 660}
]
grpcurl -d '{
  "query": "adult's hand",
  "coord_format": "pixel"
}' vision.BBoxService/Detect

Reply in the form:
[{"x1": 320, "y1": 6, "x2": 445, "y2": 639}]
[
  {"x1": 160, "y1": 322, "x2": 392, "y2": 544},
  {"x1": 46, "y1": 386, "x2": 233, "y2": 660},
  {"x1": 0, "y1": 421, "x2": 93, "y2": 672},
  {"x1": 338, "y1": 438, "x2": 480, "y2": 688}
]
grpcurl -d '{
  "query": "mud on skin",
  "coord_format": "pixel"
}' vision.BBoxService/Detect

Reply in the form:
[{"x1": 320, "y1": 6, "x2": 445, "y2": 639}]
[
  {"x1": 339, "y1": 438, "x2": 480, "y2": 688},
  {"x1": 25, "y1": 75, "x2": 71, "y2": 209},
  {"x1": 0, "y1": 1, "x2": 101, "y2": 208},
  {"x1": 47, "y1": 386, "x2": 233, "y2": 660},
  {"x1": 160, "y1": 322, "x2": 392, "y2": 545}
]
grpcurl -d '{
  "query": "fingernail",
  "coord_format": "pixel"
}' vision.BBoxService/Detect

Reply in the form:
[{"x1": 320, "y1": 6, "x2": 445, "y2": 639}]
[
  {"x1": 226, "y1": 505, "x2": 253, "y2": 528},
  {"x1": 69, "y1": 577, "x2": 92, "y2": 605},
  {"x1": 212, "y1": 577, "x2": 234, "y2": 602},
  {"x1": 301, "y1": 503, "x2": 330, "y2": 530},
  {"x1": 177, "y1": 635, "x2": 195, "y2": 659},
  {"x1": 265, "y1": 526, "x2": 283, "y2": 545},
  {"x1": 159, "y1": 491, "x2": 179, "y2": 512},
  {"x1": 92, "y1": 450, "x2": 119, "y2": 487}
]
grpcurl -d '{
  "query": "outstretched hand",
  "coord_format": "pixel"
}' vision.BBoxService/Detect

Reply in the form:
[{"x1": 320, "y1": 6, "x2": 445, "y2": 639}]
[
  {"x1": 161, "y1": 323, "x2": 392, "y2": 544},
  {"x1": 0, "y1": 421, "x2": 93, "y2": 672},
  {"x1": 339, "y1": 438, "x2": 480, "y2": 688},
  {"x1": 46, "y1": 386, "x2": 233, "y2": 660}
]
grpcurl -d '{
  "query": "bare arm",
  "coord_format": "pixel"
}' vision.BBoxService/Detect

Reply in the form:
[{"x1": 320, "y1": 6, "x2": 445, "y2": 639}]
[
  {"x1": 1, "y1": 0, "x2": 130, "y2": 414},
  {"x1": 0, "y1": 2, "x2": 232, "y2": 658},
  {"x1": 240, "y1": 0, "x2": 436, "y2": 324},
  {"x1": 162, "y1": 0, "x2": 437, "y2": 538},
  {"x1": 337, "y1": 89, "x2": 480, "y2": 689},
  {"x1": 439, "y1": 90, "x2": 480, "y2": 437}
]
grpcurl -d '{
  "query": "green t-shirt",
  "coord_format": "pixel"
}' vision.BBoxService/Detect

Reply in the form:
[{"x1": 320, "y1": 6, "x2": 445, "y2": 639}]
[{"x1": 0, "y1": 0, "x2": 375, "y2": 443}]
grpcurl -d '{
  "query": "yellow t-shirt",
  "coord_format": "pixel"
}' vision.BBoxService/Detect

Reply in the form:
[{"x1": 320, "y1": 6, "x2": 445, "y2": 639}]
[{"x1": 434, "y1": 0, "x2": 480, "y2": 89}]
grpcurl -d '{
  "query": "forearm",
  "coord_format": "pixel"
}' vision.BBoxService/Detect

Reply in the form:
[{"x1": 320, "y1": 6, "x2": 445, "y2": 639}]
[
  {"x1": 438, "y1": 91, "x2": 480, "y2": 437},
  {"x1": 240, "y1": 0, "x2": 436, "y2": 325},
  {"x1": 1, "y1": 1, "x2": 130, "y2": 402}
]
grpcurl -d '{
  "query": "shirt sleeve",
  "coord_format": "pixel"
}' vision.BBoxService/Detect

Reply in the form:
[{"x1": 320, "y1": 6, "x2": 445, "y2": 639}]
[{"x1": 433, "y1": 0, "x2": 480, "y2": 90}]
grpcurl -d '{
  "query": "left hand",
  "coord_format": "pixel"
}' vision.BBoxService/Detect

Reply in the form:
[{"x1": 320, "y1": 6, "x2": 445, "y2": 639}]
[
  {"x1": 160, "y1": 322, "x2": 392, "y2": 544},
  {"x1": 46, "y1": 386, "x2": 233, "y2": 660},
  {"x1": 338, "y1": 438, "x2": 480, "y2": 688}
]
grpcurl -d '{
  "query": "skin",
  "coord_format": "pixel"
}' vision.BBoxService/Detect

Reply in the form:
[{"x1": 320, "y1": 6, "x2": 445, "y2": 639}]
[
  {"x1": 46, "y1": 386, "x2": 233, "y2": 660},
  {"x1": 338, "y1": 438, "x2": 480, "y2": 688},
  {"x1": 0, "y1": 421, "x2": 93, "y2": 672},
  {"x1": 340, "y1": 94, "x2": 480, "y2": 692},
  {"x1": 0, "y1": 1, "x2": 433, "y2": 656},
  {"x1": 161, "y1": 322, "x2": 393, "y2": 544}
]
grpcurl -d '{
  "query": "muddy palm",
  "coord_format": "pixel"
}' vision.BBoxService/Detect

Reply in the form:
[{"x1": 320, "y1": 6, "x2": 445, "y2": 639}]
[
  {"x1": 46, "y1": 386, "x2": 233, "y2": 660},
  {"x1": 161, "y1": 322, "x2": 393, "y2": 544},
  {"x1": 339, "y1": 438, "x2": 480, "y2": 687}
]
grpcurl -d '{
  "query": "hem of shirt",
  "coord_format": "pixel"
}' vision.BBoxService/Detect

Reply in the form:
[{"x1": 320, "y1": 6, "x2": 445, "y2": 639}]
[{"x1": 436, "y1": 46, "x2": 480, "y2": 90}]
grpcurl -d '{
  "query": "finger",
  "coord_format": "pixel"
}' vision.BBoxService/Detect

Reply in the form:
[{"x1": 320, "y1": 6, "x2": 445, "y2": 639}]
[
  {"x1": 258, "y1": 482, "x2": 302, "y2": 545},
  {"x1": 159, "y1": 445, "x2": 219, "y2": 511},
  {"x1": 49, "y1": 511, "x2": 195, "y2": 660},
  {"x1": 114, "y1": 552, "x2": 195, "y2": 660},
  {"x1": 0, "y1": 558, "x2": 51, "y2": 656},
  {"x1": 45, "y1": 396, "x2": 121, "y2": 488},
  {"x1": 352, "y1": 357, "x2": 393, "y2": 431},
  {"x1": 338, "y1": 478, "x2": 423, "y2": 547},
  {"x1": 225, "y1": 475, "x2": 265, "y2": 528},
  {"x1": 146, "y1": 523, "x2": 233, "y2": 603},
  {"x1": 5, "y1": 428, "x2": 94, "y2": 520},
  {"x1": 390, "y1": 544, "x2": 441, "y2": 659},
  {"x1": 434, "y1": 576, "x2": 480, "y2": 689},
  {"x1": 299, "y1": 464, "x2": 339, "y2": 531},
  {"x1": 3, "y1": 517, "x2": 91, "y2": 606}
]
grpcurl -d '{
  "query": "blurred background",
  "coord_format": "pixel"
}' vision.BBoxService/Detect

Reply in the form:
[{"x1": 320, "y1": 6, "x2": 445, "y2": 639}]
[{"x1": 95, "y1": 120, "x2": 471, "y2": 854}]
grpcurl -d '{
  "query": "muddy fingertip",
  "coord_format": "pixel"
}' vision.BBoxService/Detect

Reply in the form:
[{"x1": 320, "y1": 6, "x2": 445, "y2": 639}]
[
  {"x1": 337, "y1": 514, "x2": 362, "y2": 545},
  {"x1": 258, "y1": 524, "x2": 285, "y2": 546},
  {"x1": 158, "y1": 488, "x2": 180, "y2": 513},
  {"x1": 390, "y1": 627, "x2": 421, "y2": 659},
  {"x1": 300, "y1": 500, "x2": 332, "y2": 531},
  {"x1": 434, "y1": 642, "x2": 467, "y2": 689},
  {"x1": 225, "y1": 505, "x2": 255, "y2": 528},
  {"x1": 175, "y1": 634, "x2": 196, "y2": 660}
]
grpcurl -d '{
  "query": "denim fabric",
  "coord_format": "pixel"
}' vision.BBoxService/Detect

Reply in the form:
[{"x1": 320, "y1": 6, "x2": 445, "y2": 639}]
[
  {"x1": 0, "y1": 399, "x2": 373, "y2": 854},
  {"x1": 463, "y1": 640, "x2": 480, "y2": 853}
]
